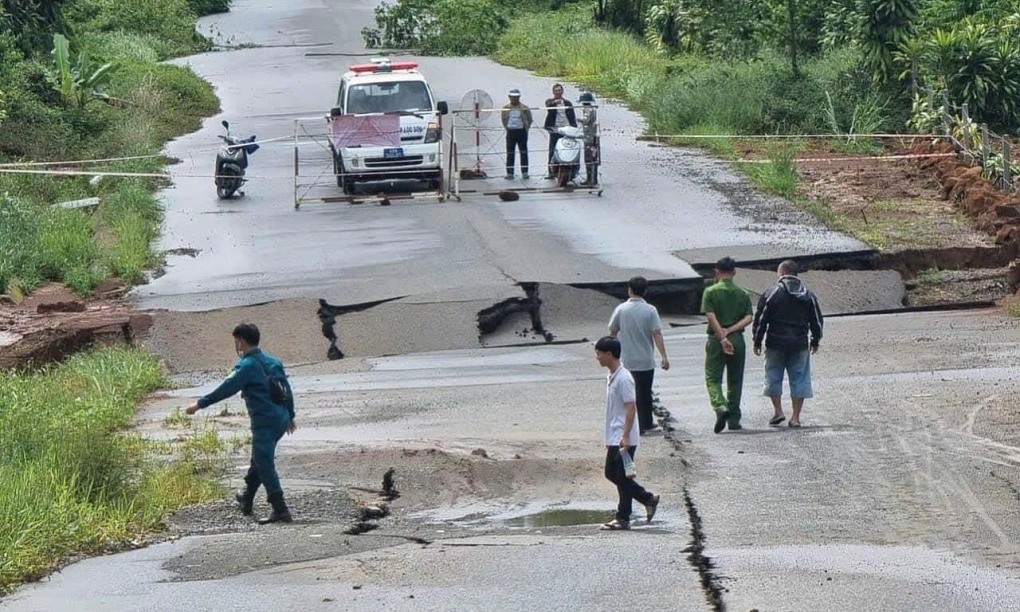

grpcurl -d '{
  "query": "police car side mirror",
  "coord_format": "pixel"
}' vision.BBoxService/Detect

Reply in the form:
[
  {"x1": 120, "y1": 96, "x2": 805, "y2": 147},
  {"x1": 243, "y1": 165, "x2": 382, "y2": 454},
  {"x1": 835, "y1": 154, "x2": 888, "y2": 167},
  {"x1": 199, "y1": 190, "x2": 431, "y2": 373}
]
[
  {"x1": 436, "y1": 101, "x2": 449, "y2": 115},
  {"x1": 221, "y1": 120, "x2": 229, "y2": 130},
  {"x1": 329, "y1": 107, "x2": 343, "y2": 117}
]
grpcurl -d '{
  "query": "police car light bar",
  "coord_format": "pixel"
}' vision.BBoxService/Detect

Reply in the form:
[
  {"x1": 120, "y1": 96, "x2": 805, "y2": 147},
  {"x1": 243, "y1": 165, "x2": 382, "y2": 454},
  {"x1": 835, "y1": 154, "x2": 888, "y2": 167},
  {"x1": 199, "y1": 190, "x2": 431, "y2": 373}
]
[{"x1": 349, "y1": 61, "x2": 419, "y2": 74}]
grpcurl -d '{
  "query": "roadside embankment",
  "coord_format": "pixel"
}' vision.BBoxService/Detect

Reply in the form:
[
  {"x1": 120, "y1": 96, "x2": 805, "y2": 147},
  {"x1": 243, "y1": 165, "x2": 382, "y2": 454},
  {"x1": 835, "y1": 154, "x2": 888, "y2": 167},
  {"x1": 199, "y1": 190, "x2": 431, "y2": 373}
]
[
  {"x1": 0, "y1": 348, "x2": 227, "y2": 594},
  {"x1": 0, "y1": 0, "x2": 233, "y2": 594},
  {"x1": 0, "y1": 0, "x2": 223, "y2": 300}
]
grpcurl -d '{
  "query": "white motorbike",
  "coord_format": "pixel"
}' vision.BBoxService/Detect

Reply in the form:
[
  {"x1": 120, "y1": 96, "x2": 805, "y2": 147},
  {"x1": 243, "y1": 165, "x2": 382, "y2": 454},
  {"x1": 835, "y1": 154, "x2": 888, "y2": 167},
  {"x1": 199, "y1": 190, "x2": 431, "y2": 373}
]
[{"x1": 550, "y1": 125, "x2": 585, "y2": 188}]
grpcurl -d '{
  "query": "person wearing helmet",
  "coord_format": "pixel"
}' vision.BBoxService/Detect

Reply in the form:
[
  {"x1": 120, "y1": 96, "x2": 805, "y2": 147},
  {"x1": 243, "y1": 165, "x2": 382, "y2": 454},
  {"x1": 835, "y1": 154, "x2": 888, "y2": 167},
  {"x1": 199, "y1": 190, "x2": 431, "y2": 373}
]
[
  {"x1": 578, "y1": 91, "x2": 600, "y2": 186},
  {"x1": 501, "y1": 88, "x2": 533, "y2": 180}
]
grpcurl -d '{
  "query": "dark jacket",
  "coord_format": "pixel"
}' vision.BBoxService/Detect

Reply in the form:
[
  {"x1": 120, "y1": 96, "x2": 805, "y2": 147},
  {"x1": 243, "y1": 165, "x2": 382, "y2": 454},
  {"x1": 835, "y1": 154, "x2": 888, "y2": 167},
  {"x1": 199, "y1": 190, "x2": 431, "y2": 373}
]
[
  {"x1": 198, "y1": 348, "x2": 294, "y2": 429},
  {"x1": 752, "y1": 276, "x2": 823, "y2": 351},
  {"x1": 543, "y1": 98, "x2": 577, "y2": 130}
]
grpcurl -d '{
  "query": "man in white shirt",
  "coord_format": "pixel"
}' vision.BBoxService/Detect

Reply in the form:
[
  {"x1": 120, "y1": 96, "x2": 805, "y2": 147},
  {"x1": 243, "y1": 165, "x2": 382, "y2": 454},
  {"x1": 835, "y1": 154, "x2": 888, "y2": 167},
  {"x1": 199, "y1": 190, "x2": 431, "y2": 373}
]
[
  {"x1": 595, "y1": 336, "x2": 660, "y2": 531},
  {"x1": 609, "y1": 276, "x2": 670, "y2": 435}
]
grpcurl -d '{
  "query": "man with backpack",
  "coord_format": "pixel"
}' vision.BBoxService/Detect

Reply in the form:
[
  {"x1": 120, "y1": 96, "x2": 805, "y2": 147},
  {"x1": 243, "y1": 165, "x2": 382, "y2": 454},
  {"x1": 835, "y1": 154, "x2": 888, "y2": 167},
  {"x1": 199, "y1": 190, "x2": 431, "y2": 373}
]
[{"x1": 186, "y1": 323, "x2": 296, "y2": 523}]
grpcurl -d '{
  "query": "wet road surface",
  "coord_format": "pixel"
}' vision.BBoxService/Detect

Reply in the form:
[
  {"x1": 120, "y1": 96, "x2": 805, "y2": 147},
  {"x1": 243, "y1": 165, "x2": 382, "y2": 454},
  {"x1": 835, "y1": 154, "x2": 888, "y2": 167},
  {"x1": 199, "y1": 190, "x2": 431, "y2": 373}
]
[
  {"x1": 133, "y1": 0, "x2": 865, "y2": 312},
  {"x1": 6, "y1": 312, "x2": 1020, "y2": 611},
  {"x1": 6, "y1": 1, "x2": 1020, "y2": 610}
]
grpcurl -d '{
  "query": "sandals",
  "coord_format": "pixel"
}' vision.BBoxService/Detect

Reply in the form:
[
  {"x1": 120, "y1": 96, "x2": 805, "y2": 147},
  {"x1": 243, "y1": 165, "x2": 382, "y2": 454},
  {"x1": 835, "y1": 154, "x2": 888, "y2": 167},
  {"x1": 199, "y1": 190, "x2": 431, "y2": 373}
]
[
  {"x1": 768, "y1": 415, "x2": 786, "y2": 426},
  {"x1": 788, "y1": 420, "x2": 801, "y2": 428},
  {"x1": 600, "y1": 519, "x2": 631, "y2": 531}
]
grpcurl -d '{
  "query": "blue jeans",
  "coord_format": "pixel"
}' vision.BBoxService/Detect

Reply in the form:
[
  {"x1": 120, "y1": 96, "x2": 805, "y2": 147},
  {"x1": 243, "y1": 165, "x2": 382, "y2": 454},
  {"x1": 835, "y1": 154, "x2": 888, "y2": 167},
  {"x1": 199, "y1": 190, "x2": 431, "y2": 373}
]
[{"x1": 763, "y1": 348, "x2": 813, "y2": 398}]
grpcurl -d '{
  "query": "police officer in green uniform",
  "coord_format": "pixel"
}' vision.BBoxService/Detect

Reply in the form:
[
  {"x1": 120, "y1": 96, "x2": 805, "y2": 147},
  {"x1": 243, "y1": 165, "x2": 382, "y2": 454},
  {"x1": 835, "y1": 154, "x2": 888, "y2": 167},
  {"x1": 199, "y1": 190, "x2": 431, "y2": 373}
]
[
  {"x1": 700, "y1": 257, "x2": 754, "y2": 434},
  {"x1": 187, "y1": 323, "x2": 296, "y2": 523}
]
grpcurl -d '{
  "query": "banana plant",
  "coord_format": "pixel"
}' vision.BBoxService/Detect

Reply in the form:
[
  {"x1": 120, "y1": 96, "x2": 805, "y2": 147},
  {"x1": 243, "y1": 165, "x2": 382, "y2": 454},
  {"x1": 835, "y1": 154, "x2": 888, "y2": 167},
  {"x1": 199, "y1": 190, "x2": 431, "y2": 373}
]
[{"x1": 50, "y1": 33, "x2": 118, "y2": 108}]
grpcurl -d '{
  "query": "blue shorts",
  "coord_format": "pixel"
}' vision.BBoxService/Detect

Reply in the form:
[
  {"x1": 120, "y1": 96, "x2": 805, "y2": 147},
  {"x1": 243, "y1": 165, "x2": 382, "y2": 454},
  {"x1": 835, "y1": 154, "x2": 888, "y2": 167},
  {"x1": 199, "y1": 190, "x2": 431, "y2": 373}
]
[{"x1": 763, "y1": 348, "x2": 813, "y2": 398}]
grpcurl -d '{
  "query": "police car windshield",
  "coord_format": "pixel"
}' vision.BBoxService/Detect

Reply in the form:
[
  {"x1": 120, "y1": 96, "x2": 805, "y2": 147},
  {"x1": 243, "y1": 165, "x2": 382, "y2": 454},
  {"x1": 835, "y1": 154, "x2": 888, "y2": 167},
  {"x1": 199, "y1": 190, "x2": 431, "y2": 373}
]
[{"x1": 347, "y1": 81, "x2": 432, "y2": 114}]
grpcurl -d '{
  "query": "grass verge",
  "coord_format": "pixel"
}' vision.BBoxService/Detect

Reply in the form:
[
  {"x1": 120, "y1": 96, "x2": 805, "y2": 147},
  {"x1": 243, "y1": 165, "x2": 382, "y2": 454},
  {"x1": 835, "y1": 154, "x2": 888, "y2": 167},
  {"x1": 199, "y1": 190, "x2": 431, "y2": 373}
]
[
  {"x1": 0, "y1": 348, "x2": 226, "y2": 594},
  {"x1": 0, "y1": 1, "x2": 220, "y2": 296},
  {"x1": 495, "y1": 7, "x2": 889, "y2": 138},
  {"x1": 494, "y1": 5, "x2": 914, "y2": 251}
]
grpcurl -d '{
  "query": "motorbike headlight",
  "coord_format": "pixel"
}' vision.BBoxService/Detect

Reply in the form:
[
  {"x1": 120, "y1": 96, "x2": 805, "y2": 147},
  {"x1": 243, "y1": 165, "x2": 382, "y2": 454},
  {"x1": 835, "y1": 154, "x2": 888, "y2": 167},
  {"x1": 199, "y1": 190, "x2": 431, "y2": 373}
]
[{"x1": 424, "y1": 122, "x2": 441, "y2": 143}]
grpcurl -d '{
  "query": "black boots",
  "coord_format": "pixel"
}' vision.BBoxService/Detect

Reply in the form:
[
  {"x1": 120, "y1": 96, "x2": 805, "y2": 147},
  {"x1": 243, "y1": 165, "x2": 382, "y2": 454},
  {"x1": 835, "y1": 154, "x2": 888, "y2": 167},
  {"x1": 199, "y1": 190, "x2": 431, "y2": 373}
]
[
  {"x1": 236, "y1": 472, "x2": 259, "y2": 516},
  {"x1": 258, "y1": 492, "x2": 293, "y2": 524},
  {"x1": 236, "y1": 490, "x2": 255, "y2": 516}
]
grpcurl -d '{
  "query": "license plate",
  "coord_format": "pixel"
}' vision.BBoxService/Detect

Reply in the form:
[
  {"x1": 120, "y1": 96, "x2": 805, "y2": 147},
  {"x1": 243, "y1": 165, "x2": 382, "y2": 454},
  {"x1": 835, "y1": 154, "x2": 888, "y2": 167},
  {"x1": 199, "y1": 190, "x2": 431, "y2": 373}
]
[{"x1": 384, "y1": 147, "x2": 403, "y2": 159}]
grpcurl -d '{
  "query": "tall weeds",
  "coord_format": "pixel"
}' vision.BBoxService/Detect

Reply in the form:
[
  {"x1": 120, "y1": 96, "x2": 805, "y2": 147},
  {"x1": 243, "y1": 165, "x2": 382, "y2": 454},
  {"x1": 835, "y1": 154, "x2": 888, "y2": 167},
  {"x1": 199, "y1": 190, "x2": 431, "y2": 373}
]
[{"x1": 0, "y1": 348, "x2": 224, "y2": 593}]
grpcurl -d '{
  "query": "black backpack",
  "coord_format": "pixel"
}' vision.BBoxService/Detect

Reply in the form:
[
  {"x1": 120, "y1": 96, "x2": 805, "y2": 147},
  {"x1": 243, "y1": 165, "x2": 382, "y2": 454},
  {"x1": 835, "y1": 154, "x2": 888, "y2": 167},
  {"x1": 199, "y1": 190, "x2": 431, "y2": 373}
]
[{"x1": 255, "y1": 357, "x2": 292, "y2": 408}]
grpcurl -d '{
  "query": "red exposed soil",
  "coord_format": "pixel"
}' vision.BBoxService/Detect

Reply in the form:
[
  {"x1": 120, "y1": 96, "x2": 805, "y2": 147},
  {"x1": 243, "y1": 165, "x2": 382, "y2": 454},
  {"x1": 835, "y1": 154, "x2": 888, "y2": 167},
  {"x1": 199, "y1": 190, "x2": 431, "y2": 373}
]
[{"x1": 0, "y1": 281, "x2": 152, "y2": 369}]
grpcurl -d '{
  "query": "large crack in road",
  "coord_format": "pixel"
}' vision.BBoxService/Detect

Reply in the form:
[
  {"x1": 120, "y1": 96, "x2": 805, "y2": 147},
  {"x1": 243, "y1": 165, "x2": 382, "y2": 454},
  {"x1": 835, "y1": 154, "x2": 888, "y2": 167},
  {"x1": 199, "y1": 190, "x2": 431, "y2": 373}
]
[
  {"x1": 9, "y1": 0, "x2": 1020, "y2": 609},
  {"x1": 683, "y1": 487, "x2": 727, "y2": 612}
]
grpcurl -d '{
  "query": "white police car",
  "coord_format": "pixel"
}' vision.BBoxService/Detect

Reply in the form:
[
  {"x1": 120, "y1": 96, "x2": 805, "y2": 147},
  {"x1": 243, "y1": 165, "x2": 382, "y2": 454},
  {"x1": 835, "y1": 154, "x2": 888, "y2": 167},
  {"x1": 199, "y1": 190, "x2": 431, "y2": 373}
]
[{"x1": 329, "y1": 58, "x2": 448, "y2": 194}]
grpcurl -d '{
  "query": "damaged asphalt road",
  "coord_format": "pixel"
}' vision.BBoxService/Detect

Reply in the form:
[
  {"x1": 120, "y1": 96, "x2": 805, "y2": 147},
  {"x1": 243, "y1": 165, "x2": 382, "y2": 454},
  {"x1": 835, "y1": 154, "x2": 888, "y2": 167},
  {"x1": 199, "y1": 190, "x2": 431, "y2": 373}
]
[
  {"x1": 5, "y1": 0, "x2": 1020, "y2": 610},
  {"x1": 8, "y1": 313, "x2": 1020, "y2": 611},
  {"x1": 131, "y1": 0, "x2": 865, "y2": 313}
]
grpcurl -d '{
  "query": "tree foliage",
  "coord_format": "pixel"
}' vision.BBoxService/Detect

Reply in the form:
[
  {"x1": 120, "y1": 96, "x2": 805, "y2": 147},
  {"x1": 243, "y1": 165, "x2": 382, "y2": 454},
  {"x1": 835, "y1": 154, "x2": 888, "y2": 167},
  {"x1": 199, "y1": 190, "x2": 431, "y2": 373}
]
[
  {"x1": 1, "y1": 0, "x2": 71, "y2": 54},
  {"x1": 588, "y1": 0, "x2": 1020, "y2": 129},
  {"x1": 858, "y1": 0, "x2": 918, "y2": 85},
  {"x1": 49, "y1": 33, "x2": 118, "y2": 108},
  {"x1": 362, "y1": 0, "x2": 509, "y2": 55}
]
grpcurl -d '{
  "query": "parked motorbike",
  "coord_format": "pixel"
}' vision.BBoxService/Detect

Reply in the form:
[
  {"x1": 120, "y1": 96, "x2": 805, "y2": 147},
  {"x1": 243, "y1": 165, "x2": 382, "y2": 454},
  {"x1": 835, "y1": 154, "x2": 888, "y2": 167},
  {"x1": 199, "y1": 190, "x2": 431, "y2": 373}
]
[
  {"x1": 549, "y1": 125, "x2": 585, "y2": 188},
  {"x1": 215, "y1": 120, "x2": 259, "y2": 199}
]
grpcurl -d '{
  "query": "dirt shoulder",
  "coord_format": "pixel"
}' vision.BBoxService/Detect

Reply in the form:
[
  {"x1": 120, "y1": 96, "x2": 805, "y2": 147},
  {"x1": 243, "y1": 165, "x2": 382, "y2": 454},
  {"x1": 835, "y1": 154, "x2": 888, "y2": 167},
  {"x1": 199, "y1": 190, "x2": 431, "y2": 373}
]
[
  {"x1": 0, "y1": 282, "x2": 153, "y2": 368},
  {"x1": 735, "y1": 138, "x2": 1020, "y2": 307}
]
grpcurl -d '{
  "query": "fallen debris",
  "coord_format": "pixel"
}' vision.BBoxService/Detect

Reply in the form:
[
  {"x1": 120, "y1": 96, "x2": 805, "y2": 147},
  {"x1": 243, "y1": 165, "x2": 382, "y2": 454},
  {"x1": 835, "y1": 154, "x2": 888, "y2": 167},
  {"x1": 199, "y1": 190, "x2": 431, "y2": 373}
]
[
  {"x1": 382, "y1": 467, "x2": 400, "y2": 500},
  {"x1": 476, "y1": 282, "x2": 553, "y2": 342},
  {"x1": 344, "y1": 522, "x2": 379, "y2": 535}
]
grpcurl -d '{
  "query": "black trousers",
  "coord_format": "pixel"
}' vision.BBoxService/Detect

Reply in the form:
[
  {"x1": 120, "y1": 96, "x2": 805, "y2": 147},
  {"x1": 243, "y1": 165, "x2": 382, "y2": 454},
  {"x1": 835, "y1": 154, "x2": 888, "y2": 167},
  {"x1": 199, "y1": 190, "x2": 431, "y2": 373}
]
[
  {"x1": 505, "y1": 129, "x2": 529, "y2": 175},
  {"x1": 547, "y1": 132, "x2": 562, "y2": 174},
  {"x1": 605, "y1": 446, "x2": 654, "y2": 522},
  {"x1": 631, "y1": 369, "x2": 655, "y2": 432}
]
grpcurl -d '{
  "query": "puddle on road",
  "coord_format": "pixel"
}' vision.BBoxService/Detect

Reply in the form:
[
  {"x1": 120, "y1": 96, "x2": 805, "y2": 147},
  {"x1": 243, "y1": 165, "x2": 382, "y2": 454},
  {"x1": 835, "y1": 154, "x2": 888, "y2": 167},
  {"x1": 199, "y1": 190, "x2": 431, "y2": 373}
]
[
  {"x1": 414, "y1": 503, "x2": 613, "y2": 530},
  {"x1": 503, "y1": 509, "x2": 608, "y2": 529}
]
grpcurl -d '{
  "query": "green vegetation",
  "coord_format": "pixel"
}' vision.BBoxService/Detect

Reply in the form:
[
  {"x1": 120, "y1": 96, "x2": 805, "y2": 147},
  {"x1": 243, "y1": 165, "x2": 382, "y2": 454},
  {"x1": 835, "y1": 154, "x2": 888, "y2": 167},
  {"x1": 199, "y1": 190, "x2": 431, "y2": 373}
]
[
  {"x1": 365, "y1": 1, "x2": 1020, "y2": 134},
  {"x1": 0, "y1": 0, "x2": 228, "y2": 590},
  {"x1": 0, "y1": 348, "x2": 225, "y2": 593},
  {"x1": 494, "y1": 6, "x2": 896, "y2": 138},
  {"x1": 187, "y1": 0, "x2": 233, "y2": 17},
  {"x1": 740, "y1": 144, "x2": 802, "y2": 198},
  {"x1": 915, "y1": 267, "x2": 949, "y2": 286},
  {"x1": 0, "y1": 0, "x2": 220, "y2": 296},
  {"x1": 163, "y1": 407, "x2": 192, "y2": 428},
  {"x1": 363, "y1": 0, "x2": 590, "y2": 55}
]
